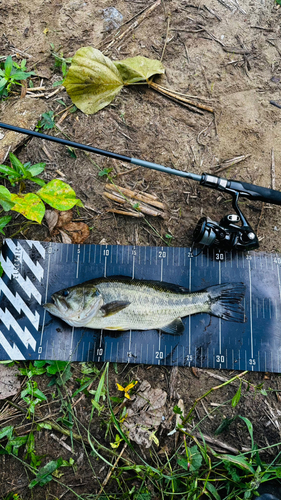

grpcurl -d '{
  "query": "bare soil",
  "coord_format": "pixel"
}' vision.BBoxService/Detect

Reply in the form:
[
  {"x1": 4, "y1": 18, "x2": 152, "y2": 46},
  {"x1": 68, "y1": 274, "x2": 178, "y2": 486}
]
[{"x1": 1, "y1": 0, "x2": 281, "y2": 498}]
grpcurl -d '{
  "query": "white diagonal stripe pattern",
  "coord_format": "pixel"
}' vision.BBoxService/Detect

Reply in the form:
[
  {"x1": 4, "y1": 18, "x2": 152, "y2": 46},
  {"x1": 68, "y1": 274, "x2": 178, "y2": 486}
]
[
  {"x1": 0, "y1": 279, "x2": 40, "y2": 330},
  {"x1": 6, "y1": 239, "x2": 44, "y2": 281},
  {"x1": 0, "y1": 308, "x2": 36, "y2": 350},
  {"x1": 0, "y1": 254, "x2": 42, "y2": 304},
  {"x1": 0, "y1": 330, "x2": 25, "y2": 360}
]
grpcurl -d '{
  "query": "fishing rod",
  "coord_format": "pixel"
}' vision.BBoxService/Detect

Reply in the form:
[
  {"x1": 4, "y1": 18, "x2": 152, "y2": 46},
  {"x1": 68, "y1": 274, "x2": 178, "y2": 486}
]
[{"x1": 0, "y1": 121, "x2": 280, "y2": 252}]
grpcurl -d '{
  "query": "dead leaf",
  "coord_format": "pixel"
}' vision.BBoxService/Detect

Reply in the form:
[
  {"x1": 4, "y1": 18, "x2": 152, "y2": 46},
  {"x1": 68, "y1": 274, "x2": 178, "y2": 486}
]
[
  {"x1": 56, "y1": 210, "x2": 73, "y2": 228},
  {"x1": 0, "y1": 364, "x2": 21, "y2": 400},
  {"x1": 191, "y1": 366, "x2": 200, "y2": 378},
  {"x1": 62, "y1": 222, "x2": 90, "y2": 244},
  {"x1": 122, "y1": 380, "x2": 167, "y2": 448},
  {"x1": 59, "y1": 230, "x2": 72, "y2": 244},
  {"x1": 45, "y1": 209, "x2": 59, "y2": 233}
]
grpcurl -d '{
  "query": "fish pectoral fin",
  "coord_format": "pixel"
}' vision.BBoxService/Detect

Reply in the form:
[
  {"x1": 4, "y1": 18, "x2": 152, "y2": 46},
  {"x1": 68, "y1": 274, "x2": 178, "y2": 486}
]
[
  {"x1": 100, "y1": 300, "x2": 131, "y2": 317},
  {"x1": 161, "y1": 318, "x2": 184, "y2": 335}
]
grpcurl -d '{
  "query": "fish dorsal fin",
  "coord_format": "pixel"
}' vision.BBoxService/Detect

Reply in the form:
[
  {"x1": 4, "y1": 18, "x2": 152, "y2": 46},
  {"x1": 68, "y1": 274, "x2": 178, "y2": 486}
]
[
  {"x1": 161, "y1": 318, "x2": 184, "y2": 335},
  {"x1": 100, "y1": 300, "x2": 130, "y2": 317}
]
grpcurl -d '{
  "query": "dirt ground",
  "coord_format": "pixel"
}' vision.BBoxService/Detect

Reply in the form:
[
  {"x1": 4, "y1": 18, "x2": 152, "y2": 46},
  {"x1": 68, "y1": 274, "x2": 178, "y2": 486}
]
[{"x1": 1, "y1": 0, "x2": 281, "y2": 498}]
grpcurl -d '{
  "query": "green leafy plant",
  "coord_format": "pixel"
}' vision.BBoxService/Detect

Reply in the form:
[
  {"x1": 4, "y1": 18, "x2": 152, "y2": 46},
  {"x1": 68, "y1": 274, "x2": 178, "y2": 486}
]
[
  {"x1": 36, "y1": 110, "x2": 56, "y2": 130},
  {"x1": 0, "y1": 153, "x2": 83, "y2": 226},
  {"x1": 0, "y1": 153, "x2": 46, "y2": 187},
  {"x1": 21, "y1": 380, "x2": 47, "y2": 418},
  {"x1": 0, "y1": 56, "x2": 34, "y2": 98},
  {"x1": 0, "y1": 425, "x2": 28, "y2": 457},
  {"x1": 64, "y1": 47, "x2": 165, "y2": 114},
  {"x1": 19, "y1": 360, "x2": 73, "y2": 387},
  {"x1": 28, "y1": 458, "x2": 64, "y2": 489}
]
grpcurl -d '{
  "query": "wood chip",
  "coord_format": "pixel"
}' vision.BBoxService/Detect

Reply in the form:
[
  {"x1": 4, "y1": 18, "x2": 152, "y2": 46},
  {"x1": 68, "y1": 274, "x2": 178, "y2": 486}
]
[{"x1": 106, "y1": 208, "x2": 144, "y2": 218}]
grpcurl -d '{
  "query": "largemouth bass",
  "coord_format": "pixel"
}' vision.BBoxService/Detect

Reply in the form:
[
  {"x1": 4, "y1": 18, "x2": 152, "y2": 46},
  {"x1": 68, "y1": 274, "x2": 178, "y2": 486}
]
[{"x1": 44, "y1": 277, "x2": 246, "y2": 334}]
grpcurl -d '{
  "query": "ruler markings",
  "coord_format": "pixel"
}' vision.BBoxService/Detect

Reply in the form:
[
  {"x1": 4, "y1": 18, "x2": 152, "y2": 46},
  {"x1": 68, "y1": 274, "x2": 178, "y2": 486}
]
[
  {"x1": 219, "y1": 260, "x2": 222, "y2": 369},
  {"x1": 248, "y1": 258, "x2": 254, "y2": 370},
  {"x1": 76, "y1": 245, "x2": 80, "y2": 279},
  {"x1": 128, "y1": 251, "x2": 135, "y2": 363},
  {"x1": 188, "y1": 250, "x2": 192, "y2": 367},
  {"x1": 38, "y1": 245, "x2": 52, "y2": 356},
  {"x1": 45, "y1": 339, "x2": 49, "y2": 359},
  {"x1": 69, "y1": 327, "x2": 75, "y2": 360}
]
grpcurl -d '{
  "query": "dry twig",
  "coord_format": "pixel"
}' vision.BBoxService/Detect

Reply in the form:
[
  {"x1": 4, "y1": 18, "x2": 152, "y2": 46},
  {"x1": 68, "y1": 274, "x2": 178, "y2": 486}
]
[
  {"x1": 101, "y1": 0, "x2": 161, "y2": 53},
  {"x1": 150, "y1": 81, "x2": 214, "y2": 113}
]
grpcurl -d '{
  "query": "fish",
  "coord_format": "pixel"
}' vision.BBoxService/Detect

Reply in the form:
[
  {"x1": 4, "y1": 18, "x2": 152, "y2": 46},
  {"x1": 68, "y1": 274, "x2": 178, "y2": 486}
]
[{"x1": 44, "y1": 276, "x2": 246, "y2": 334}]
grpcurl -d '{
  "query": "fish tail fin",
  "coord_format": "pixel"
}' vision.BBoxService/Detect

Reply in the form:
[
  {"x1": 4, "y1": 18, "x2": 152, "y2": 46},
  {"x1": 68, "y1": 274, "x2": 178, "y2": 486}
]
[{"x1": 206, "y1": 283, "x2": 246, "y2": 323}]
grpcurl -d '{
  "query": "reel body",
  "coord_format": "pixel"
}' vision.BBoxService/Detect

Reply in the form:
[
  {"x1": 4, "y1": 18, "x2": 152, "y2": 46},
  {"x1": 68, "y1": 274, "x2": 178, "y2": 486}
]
[{"x1": 193, "y1": 188, "x2": 259, "y2": 252}]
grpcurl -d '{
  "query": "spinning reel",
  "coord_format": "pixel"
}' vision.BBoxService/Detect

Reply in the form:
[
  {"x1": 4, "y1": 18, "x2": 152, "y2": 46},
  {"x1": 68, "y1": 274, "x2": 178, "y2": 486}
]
[{"x1": 193, "y1": 190, "x2": 259, "y2": 252}]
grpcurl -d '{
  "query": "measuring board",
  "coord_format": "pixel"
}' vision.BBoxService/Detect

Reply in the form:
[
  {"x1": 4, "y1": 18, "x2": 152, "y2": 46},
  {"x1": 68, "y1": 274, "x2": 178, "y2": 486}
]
[{"x1": 0, "y1": 238, "x2": 281, "y2": 372}]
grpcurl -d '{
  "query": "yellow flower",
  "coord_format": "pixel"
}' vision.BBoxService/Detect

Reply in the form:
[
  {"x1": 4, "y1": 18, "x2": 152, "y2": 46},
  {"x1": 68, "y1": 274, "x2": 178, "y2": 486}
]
[{"x1": 116, "y1": 380, "x2": 138, "y2": 399}]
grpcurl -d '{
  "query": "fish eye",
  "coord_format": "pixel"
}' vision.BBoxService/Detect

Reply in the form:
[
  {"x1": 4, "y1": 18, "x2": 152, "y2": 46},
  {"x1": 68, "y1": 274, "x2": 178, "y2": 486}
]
[{"x1": 62, "y1": 289, "x2": 70, "y2": 297}]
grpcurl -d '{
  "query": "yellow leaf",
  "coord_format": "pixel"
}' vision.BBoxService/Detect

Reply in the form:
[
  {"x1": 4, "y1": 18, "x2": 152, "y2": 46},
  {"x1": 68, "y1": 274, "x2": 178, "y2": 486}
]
[
  {"x1": 149, "y1": 431, "x2": 159, "y2": 446},
  {"x1": 124, "y1": 392, "x2": 131, "y2": 400},
  {"x1": 116, "y1": 383, "x2": 125, "y2": 392},
  {"x1": 110, "y1": 441, "x2": 120, "y2": 449},
  {"x1": 124, "y1": 381, "x2": 138, "y2": 392},
  {"x1": 120, "y1": 412, "x2": 128, "y2": 423},
  {"x1": 43, "y1": 28, "x2": 49, "y2": 35}
]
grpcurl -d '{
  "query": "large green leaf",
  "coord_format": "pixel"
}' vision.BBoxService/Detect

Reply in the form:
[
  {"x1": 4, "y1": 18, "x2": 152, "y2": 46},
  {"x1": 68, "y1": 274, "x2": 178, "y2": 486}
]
[
  {"x1": 0, "y1": 186, "x2": 14, "y2": 211},
  {"x1": 11, "y1": 193, "x2": 45, "y2": 223},
  {"x1": 114, "y1": 56, "x2": 165, "y2": 84},
  {"x1": 37, "y1": 179, "x2": 83, "y2": 210},
  {"x1": 64, "y1": 47, "x2": 124, "y2": 114}
]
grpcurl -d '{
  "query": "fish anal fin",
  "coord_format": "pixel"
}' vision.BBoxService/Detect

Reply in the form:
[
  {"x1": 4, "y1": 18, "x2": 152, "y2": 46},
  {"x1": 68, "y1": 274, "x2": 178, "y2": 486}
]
[
  {"x1": 101, "y1": 300, "x2": 130, "y2": 317},
  {"x1": 161, "y1": 318, "x2": 184, "y2": 335}
]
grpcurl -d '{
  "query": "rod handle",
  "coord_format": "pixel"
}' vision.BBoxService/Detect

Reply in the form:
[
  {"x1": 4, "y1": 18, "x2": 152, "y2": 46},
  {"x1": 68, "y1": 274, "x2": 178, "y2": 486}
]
[{"x1": 228, "y1": 180, "x2": 281, "y2": 205}]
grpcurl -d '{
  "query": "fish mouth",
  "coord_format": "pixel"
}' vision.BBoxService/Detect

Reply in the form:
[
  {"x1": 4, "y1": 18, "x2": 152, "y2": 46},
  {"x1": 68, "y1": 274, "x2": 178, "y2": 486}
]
[{"x1": 44, "y1": 296, "x2": 69, "y2": 316}]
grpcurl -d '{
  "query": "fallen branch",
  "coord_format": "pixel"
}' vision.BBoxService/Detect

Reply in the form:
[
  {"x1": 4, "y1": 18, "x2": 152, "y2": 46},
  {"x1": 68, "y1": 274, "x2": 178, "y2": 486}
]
[
  {"x1": 211, "y1": 154, "x2": 251, "y2": 174},
  {"x1": 150, "y1": 81, "x2": 214, "y2": 113}
]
